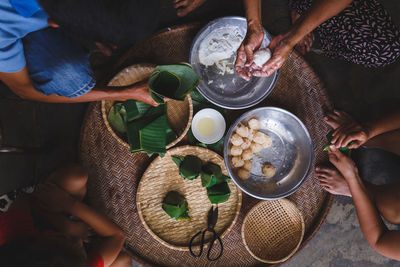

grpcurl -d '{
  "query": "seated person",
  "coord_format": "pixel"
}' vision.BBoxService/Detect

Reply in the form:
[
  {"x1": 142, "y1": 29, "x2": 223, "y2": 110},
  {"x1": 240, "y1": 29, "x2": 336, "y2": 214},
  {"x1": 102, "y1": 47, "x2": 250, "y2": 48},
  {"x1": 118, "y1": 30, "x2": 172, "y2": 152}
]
[
  {"x1": 176, "y1": 0, "x2": 400, "y2": 79},
  {"x1": 0, "y1": 164, "x2": 130, "y2": 267},
  {"x1": 0, "y1": 0, "x2": 160, "y2": 105},
  {"x1": 317, "y1": 109, "x2": 400, "y2": 260}
]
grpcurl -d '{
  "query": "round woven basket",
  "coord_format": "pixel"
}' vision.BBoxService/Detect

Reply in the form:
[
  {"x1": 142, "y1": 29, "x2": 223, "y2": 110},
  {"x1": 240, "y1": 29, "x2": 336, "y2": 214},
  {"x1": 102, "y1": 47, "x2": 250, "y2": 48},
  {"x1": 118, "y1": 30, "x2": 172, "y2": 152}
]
[
  {"x1": 80, "y1": 23, "x2": 334, "y2": 266},
  {"x1": 101, "y1": 64, "x2": 193, "y2": 150},
  {"x1": 242, "y1": 199, "x2": 305, "y2": 264},
  {"x1": 137, "y1": 145, "x2": 242, "y2": 251}
]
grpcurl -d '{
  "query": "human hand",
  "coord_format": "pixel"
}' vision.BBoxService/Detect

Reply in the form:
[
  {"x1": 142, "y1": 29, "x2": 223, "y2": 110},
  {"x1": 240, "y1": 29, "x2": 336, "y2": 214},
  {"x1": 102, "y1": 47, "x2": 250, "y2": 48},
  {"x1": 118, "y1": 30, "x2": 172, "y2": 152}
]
[
  {"x1": 33, "y1": 183, "x2": 76, "y2": 213},
  {"x1": 235, "y1": 22, "x2": 264, "y2": 80},
  {"x1": 121, "y1": 81, "x2": 171, "y2": 106},
  {"x1": 325, "y1": 110, "x2": 370, "y2": 149},
  {"x1": 328, "y1": 145, "x2": 359, "y2": 180},
  {"x1": 251, "y1": 33, "x2": 293, "y2": 77}
]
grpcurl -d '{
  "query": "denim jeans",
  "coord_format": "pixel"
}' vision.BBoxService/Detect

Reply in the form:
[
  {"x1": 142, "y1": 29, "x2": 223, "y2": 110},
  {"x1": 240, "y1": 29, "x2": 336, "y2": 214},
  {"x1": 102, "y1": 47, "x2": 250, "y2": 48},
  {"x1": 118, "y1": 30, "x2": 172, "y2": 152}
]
[{"x1": 23, "y1": 27, "x2": 95, "y2": 97}]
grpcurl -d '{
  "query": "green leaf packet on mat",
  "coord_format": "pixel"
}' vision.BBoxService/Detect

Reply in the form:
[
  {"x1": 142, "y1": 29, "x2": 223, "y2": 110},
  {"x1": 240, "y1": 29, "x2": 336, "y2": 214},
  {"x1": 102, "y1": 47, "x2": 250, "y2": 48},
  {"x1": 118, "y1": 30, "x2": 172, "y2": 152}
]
[
  {"x1": 162, "y1": 191, "x2": 190, "y2": 220},
  {"x1": 323, "y1": 130, "x2": 353, "y2": 157},
  {"x1": 207, "y1": 182, "x2": 231, "y2": 204},
  {"x1": 108, "y1": 100, "x2": 176, "y2": 157},
  {"x1": 171, "y1": 155, "x2": 202, "y2": 180},
  {"x1": 172, "y1": 156, "x2": 232, "y2": 204},
  {"x1": 148, "y1": 63, "x2": 201, "y2": 104},
  {"x1": 201, "y1": 162, "x2": 231, "y2": 188}
]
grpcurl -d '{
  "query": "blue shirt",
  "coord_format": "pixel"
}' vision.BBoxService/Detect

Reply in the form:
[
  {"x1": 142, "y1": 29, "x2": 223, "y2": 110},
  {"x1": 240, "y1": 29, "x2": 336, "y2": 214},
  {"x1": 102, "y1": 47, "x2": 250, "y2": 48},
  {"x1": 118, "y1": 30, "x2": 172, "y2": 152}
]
[{"x1": 0, "y1": 0, "x2": 48, "y2": 73}]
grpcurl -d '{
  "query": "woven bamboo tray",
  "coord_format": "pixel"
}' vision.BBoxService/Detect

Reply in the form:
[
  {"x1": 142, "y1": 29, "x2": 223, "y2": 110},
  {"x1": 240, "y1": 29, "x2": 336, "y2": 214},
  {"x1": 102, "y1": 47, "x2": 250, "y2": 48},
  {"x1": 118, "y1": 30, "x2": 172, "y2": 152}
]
[
  {"x1": 102, "y1": 64, "x2": 193, "y2": 150},
  {"x1": 79, "y1": 23, "x2": 334, "y2": 266},
  {"x1": 137, "y1": 145, "x2": 242, "y2": 251},
  {"x1": 242, "y1": 199, "x2": 305, "y2": 264}
]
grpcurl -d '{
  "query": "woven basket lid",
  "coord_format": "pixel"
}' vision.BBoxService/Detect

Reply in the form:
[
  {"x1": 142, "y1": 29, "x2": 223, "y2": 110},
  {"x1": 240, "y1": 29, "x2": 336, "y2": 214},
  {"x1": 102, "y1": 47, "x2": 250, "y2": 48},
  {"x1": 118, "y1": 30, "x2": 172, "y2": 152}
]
[
  {"x1": 242, "y1": 199, "x2": 305, "y2": 263},
  {"x1": 102, "y1": 63, "x2": 193, "y2": 150},
  {"x1": 137, "y1": 145, "x2": 242, "y2": 251}
]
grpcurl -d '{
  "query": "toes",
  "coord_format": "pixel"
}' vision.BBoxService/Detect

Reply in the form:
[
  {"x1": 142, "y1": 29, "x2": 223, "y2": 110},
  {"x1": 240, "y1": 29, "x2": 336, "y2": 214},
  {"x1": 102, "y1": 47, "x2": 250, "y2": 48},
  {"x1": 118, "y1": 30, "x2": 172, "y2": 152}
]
[{"x1": 174, "y1": 0, "x2": 188, "y2": 9}]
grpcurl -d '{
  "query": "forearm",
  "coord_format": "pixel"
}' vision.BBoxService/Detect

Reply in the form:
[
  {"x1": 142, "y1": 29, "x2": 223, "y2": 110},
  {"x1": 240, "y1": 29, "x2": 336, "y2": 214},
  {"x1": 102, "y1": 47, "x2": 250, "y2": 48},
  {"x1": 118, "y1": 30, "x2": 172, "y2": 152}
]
[
  {"x1": 346, "y1": 175, "x2": 387, "y2": 247},
  {"x1": 365, "y1": 109, "x2": 400, "y2": 139},
  {"x1": 0, "y1": 67, "x2": 156, "y2": 104},
  {"x1": 243, "y1": 0, "x2": 262, "y2": 26},
  {"x1": 69, "y1": 201, "x2": 124, "y2": 237},
  {"x1": 286, "y1": 0, "x2": 353, "y2": 46}
]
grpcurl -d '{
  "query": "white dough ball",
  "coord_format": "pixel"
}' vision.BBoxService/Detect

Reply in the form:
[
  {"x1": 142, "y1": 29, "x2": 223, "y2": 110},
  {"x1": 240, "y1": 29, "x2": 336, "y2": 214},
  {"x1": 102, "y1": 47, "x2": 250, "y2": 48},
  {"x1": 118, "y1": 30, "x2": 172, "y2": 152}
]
[
  {"x1": 250, "y1": 142, "x2": 263, "y2": 154},
  {"x1": 230, "y1": 146, "x2": 243, "y2": 156},
  {"x1": 236, "y1": 125, "x2": 250, "y2": 138},
  {"x1": 243, "y1": 160, "x2": 253, "y2": 171},
  {"x1": 230, "y1": 133, "x2": 244, "y2": 146},
  {"x1": 231, "y1": 156, "x2": 244, "y2": 168},
  {"x1": 253, "y1": 131, "x2": 269, "y2": 144},
  {"x1": 237, "y1": 168, "x2": 250, "y2": 180},
  {"x1": 263, "y1": 134, "x2": 272, "y2": 148},
  {"x1": 247, "y1": 130, "x2": 255, "y2": 142},
  {"x1": 262, "y1": 163, "x2": 276, "y2": 178},
  {"x1": 253, "y1": 48, "x2": 272, "y2": 67},
  {"x1": 241, "y1": 138, "x2": 252, "y2": 150},
  {"x1": 242, "y1": 149, "x2": 253, "y2": 160},
  {"x1": 248, "y1": 118, "x2": 260, "y2": 131}
]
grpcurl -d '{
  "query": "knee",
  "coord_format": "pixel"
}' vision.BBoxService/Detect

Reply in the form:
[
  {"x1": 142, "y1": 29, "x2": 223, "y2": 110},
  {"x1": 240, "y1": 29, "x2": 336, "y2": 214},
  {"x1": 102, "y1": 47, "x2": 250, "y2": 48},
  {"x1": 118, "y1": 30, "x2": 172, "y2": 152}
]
[
  {"x1": 53, "y1": 163, "x2": 88, "y2": 188},
  {"x1": 64, "y1": 164, "x2": 88, "y2": 185}
]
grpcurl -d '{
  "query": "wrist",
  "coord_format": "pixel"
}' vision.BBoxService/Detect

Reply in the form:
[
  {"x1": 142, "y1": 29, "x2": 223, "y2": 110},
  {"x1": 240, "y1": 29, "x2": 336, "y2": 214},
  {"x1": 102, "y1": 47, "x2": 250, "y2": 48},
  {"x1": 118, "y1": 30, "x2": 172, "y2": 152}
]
[{"x1": 363, "y1": 122, "x2": 376, "y2": 140}]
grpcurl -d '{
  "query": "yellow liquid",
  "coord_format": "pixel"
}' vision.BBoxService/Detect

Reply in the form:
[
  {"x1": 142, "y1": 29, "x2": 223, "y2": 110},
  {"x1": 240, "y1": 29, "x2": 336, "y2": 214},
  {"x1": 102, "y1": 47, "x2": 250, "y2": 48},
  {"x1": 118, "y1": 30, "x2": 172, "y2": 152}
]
[{"x1": 197, "y1": 118, "x2": 215, "y2": 136}]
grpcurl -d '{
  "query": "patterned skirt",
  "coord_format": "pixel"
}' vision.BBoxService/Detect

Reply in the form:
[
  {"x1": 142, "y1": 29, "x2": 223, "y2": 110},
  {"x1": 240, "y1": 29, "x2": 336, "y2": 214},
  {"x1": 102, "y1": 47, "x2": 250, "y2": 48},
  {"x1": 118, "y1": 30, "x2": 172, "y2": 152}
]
[{"x1": 289, "y1": 0, "x2": 400, "y2": 67}]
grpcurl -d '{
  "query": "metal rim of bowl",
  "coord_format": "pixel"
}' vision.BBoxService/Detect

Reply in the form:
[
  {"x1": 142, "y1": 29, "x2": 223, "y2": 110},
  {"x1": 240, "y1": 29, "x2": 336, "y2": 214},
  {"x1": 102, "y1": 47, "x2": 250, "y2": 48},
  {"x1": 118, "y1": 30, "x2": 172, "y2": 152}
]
[
  {"x1": 189, "y1": 16, "x2": 280, "y2": 110},
  {"x1": 223, "y1": 107, "x2": 315, "y2": 200}
]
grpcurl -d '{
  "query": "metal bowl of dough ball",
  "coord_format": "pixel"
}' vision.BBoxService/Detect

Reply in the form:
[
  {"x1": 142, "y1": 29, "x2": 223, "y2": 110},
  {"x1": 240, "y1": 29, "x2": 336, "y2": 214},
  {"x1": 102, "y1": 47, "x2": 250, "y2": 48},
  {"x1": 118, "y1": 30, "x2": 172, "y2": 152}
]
[
  {"x1": 223, "y1": 107, "x2": 314, "y2": 200},
  {"x1": 189, "y1": 16, "x2": 279, "y2": 109}
]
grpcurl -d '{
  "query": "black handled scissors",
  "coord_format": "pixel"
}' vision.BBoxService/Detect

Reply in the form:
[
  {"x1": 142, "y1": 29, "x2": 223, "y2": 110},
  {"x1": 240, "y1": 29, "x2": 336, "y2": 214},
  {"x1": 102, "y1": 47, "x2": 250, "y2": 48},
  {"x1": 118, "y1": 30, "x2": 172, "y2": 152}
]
[{"x1": 189, "y1": 206, "x2": 223, "y2": 262}]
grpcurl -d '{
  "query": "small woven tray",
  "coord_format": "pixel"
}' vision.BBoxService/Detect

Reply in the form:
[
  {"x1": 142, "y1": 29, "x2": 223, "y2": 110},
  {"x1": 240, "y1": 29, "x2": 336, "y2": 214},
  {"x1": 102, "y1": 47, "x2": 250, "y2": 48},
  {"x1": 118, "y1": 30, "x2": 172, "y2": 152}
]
[
  {"x1": 79, "y1": 23, "x2": 334, "y2": 266},
  {"x1": 102, "y1": 64, "x2": 193, "y2": 150},
  {"x1": 242, "y1": 199, "x2": 305, "y2": 264},
  {"x1": 137, "y1": 145, "x2": 242, "y2": 251}
]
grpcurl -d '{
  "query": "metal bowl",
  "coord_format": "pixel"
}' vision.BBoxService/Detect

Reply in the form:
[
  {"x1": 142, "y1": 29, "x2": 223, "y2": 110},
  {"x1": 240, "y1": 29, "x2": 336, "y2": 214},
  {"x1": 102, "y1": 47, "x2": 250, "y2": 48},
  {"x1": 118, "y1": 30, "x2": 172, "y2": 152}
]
[
  {"x1": 223, "y1": 107, "x2": 314, "y2": 200},
  {"x1": 189, "y1": 16, "x2": 279, "y2": 109}
]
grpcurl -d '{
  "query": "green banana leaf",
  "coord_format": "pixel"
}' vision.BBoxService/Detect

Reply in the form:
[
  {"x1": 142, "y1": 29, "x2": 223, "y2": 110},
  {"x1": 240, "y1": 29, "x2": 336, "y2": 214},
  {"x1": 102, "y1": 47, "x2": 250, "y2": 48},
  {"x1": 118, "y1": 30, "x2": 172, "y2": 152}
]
[
  {"x1": 139, "y1": 114, "x2": 169, "y2": 156},
  {"x1": 179, "y1": 155, "x2": 202, "y2": 180},
  {"x1": 148, "y1": 63, "x2": 201, "y2": 104},
  {"x1": 201, "y1": 163, "x2": 231, "y2": 188},
  {"x1": 323, "y1": 130, "x2": 353, "y2": 157},
  {"x1": 123, "y1": 100, "x2": 154, "y2": 122},
  {"x1": 108, "y1": 103, "x2": 126, "y2": 133},
  {"x1": 171, "y1": 156, "x2": 184, "y2": 167},
  {"x1": 109, "y1": 100, "x2": 176, "y2": 156},
  {"x1": 207, "y1": 182, "x2": 231, "y2": 204},
  {"x1": 162, "y1": 191, "x2": 190, "y2": 220}
]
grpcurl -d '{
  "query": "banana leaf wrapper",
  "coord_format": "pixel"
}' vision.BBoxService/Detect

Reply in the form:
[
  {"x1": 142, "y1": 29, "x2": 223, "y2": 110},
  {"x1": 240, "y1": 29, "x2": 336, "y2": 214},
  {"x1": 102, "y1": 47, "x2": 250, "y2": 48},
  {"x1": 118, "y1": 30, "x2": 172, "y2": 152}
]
[
  {"x1": 207, "y1": 182, "x2": 231, "y2": 204},
  {"x1": 162, "y1": 191, "x2": 190, "y2": 220},
  {"x1": 172, "y1": 155, "x2": 202, "y2": 180},
  {"x1": 323, "y1": 130, "x2": 353, "y2": 157},
  {"x1": 148, "y1": 63, "x2": 201, "y2": 104}
]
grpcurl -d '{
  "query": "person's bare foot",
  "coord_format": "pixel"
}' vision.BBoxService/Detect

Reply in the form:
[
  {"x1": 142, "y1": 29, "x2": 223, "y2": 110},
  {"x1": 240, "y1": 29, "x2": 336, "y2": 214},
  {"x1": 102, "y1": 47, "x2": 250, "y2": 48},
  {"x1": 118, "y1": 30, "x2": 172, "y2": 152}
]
[
  {"x1": 316, "y1": 166, "x2": 352, "y2": 197},
  {"x1": 323, "y1": 109, "x2": 356, "y2": 130},
  {"x1": 173, "y1": 0, "x2": 207, "y2": 17}
]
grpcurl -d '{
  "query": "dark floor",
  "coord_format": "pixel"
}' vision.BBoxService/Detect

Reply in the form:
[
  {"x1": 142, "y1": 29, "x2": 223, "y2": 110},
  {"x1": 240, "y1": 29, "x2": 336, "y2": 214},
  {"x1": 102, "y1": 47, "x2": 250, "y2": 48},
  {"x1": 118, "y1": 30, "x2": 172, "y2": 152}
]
[{"x1": 1, "y1": 0, "x2": 400, "y2": 265}]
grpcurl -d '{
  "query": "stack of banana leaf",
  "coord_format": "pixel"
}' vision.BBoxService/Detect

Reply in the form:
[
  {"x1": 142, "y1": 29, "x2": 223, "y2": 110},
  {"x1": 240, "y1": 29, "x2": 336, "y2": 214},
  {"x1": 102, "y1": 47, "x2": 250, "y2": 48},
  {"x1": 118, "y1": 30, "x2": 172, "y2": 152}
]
[{"x1": 108, "y1": 63, "x2": 200, "y2": 156}]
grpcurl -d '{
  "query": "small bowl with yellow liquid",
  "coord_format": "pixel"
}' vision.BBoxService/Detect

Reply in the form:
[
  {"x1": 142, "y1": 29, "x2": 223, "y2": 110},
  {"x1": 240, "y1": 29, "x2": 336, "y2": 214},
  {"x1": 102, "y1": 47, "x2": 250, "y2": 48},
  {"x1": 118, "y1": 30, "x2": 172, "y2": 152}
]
[{"x1": 191, "y1": 108, "x2": 226, "y2": 144}]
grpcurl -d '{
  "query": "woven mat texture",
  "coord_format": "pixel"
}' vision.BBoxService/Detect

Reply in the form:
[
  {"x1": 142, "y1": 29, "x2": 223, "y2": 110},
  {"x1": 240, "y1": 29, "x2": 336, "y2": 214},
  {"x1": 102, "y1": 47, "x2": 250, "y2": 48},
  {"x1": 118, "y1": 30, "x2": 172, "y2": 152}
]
[{"x1": 79, "y1": 23, "x2": 334, "y2": 266}]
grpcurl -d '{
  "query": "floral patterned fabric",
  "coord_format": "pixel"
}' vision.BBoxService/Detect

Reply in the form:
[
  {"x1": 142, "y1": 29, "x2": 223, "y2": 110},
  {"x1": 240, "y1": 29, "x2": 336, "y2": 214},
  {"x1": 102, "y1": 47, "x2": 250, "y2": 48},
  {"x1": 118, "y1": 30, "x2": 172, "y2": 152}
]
[{"x1": 290, "y1": 0, "x2": 400, "y2": 67}]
